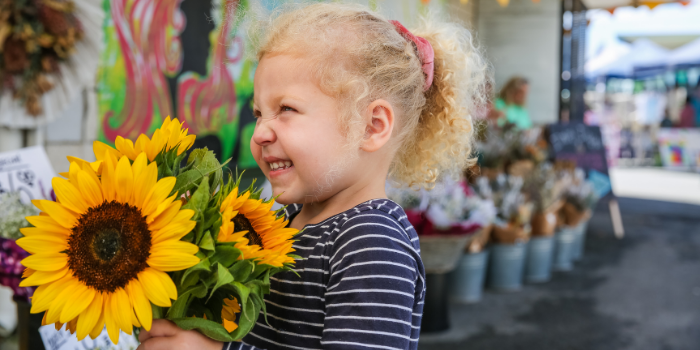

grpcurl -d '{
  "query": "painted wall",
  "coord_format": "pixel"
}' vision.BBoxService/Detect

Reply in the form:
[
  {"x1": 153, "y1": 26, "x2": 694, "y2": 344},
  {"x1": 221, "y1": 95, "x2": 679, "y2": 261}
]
[{"x1": 476, "y1": 0, "x2": 561, "y2": 125}]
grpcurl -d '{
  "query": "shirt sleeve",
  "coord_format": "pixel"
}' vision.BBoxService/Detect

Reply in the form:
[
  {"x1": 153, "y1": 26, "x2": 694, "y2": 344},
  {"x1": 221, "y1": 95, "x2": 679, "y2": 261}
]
[{"x1": 320, "y1": 215, "x2": 423, "y2": 350}]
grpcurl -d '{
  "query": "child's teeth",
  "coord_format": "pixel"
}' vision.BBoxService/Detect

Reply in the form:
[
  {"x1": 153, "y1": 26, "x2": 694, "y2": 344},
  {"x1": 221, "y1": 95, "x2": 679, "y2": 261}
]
[
  {"x1": 269, "y1": 161, "x2": 293, "y2": 170},
  {"x1": 284, "y1": 161, "x2": 291, "y2": 167}
]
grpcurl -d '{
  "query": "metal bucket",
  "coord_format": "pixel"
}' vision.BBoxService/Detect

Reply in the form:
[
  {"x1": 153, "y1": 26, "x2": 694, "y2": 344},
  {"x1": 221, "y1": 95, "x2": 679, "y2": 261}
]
[
  {"x1": 487, "y1": 242, "x2": 527, "y2": 292},
  {"x1": 449, "y1": 250, "x2": 490, "y2": 303},
  {"x1": 553, "y1": 227, "x2": 577, "y2": 271},
  {"x1": 571, "y1": 220, "x2": 589, "y2": 261},
  {"x1": 524, "y1": 236, "x2": 555, "y2": 283}
]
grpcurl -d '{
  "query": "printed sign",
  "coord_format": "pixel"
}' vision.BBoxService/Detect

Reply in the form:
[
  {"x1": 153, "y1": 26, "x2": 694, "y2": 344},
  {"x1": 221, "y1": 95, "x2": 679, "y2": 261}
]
[
  {"x1": 657, "y1": 128, "x2": 700, "y2": 171},
  {"x1": 547, "y1": 123, "x2": 609, "y2": 176},
  {"x1": 0, "y1": 146, "x2": 56, "y2": 203},
  {"x1": 39, "y1": 324, "x2": 138, "y2": 350}
]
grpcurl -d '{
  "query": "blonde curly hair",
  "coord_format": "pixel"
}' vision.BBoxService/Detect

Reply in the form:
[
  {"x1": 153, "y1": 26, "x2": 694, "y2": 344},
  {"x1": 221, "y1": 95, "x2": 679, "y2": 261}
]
[{"x1": 249, "y1": 2, "x2": 490, "y2": 189}]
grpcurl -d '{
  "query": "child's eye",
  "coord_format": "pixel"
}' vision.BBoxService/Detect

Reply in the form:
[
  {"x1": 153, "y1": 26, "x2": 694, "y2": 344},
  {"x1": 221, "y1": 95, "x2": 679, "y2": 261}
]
[
  {"x1": 253, "y1": 109, "x2": 262, "y2": 118},
  {"x1": 281, "y1": 105, "x2": 296, "y2": 113}
]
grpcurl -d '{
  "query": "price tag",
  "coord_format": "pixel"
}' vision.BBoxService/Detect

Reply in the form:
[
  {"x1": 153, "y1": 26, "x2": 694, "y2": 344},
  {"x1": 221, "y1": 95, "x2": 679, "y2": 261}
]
[
  {"x1": 39, "y1": 324, "x2": 139, "y2": 350},
  {"x1": 0, "y1": 146, "x2": 56, "y2": 203}
]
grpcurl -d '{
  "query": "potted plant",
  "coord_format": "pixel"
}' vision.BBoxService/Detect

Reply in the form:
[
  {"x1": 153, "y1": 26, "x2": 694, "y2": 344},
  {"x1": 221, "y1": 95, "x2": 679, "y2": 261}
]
[
  {"x1": 553, "y1": 168, "x2": 590, "y2": 270},
  {"x1": 476, "y1": 175, "x2": 532, "y2": 292},
  {"x1": 522, "y1": 163, "x2": 564, "y2": 283},
  {"x1": 440, "y1": 181, "x2": 497, "y2": 304}
]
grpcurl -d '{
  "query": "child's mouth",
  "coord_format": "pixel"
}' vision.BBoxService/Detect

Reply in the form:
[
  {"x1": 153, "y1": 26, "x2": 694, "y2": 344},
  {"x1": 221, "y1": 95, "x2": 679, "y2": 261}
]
[{"x1": 268, "y1": 160, "x2": 294, "y2": 172}]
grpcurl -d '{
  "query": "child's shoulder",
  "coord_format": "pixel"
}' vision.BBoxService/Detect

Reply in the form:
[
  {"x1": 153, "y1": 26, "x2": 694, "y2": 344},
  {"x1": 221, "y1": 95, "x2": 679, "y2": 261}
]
[{"x1": 286, "y1": 199, "x2": 418, "y2": 244}]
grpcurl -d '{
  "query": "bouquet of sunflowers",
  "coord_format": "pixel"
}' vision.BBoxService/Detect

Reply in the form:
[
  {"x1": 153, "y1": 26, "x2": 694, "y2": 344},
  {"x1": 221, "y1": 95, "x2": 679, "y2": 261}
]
[{"x1": 16, "y1": 118, "x2": 299, "y2": 344}]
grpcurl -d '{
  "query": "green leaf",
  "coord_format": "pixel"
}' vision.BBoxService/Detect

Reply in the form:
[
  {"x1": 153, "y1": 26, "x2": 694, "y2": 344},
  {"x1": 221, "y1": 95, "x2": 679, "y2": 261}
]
[
  {"x1": 182, "y1": 176, "x2": 211, "y2": 221},
  {"x1": 228, "y1": 298, "x2": 259, "y2": 340},
  {"x1": 172, "y1": 150, "x2": 189, "y2": 176},
  {"x1": 208, "y1": 263, "x2": 234, "y2": 302},
  {"x1": 172, "y1": 149, "x2": 230, "y2": 197},
  {"x1": 152, "y1": 305, "x2": 163, "y2": 319},
  {"x1": 181, "y1": 258, "x2": 211, "y2": 285},
  {"x1": 229, "y1": 281, "x2": 250, "y2": 319},
  {"x1": 199, "y1": 231, "x2": 216, "y2": 251},
  {"x1": 228, "y1": 260, "x2": 254, "y2": 282},
  {"x1": 201, "y1": 207, "x2": 220, "y2": 232},
  {"x1": 248, "y1": 284, "x2": 270, "y2": 326},
  {"x1": 170, "y1": 318, "x2": 235, "y2": 342},
  {"x1": 167, "y1": 284, "x2": 207, "y2": 319},
  {"x1": 209, "y1": 245, "x2": 241, "y2": 268}
]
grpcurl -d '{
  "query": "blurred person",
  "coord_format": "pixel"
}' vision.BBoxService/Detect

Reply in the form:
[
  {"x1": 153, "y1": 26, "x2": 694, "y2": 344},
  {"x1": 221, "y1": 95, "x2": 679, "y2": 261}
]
[
  {"x1": 679, "y1": 95, "x2": 696, "y2": 128},
  {"x1": 495, "y1": 76, "x2": 533, "y2": 129},
  {"x1": 660, "y1": 108, "x2": 674, "y2": 128}
]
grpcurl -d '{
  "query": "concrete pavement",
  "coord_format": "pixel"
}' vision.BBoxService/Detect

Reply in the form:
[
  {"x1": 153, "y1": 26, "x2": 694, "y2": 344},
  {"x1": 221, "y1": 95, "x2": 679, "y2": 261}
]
[{"x1": 418, "y1": 197, "x2": 700, "y2": 350}]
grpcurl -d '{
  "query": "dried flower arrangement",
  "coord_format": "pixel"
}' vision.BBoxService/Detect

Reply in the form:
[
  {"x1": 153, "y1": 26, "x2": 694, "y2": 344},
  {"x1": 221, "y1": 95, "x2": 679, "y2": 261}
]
[{"x1": 0, "y1": 0, "x2": 83, "y2": 115}]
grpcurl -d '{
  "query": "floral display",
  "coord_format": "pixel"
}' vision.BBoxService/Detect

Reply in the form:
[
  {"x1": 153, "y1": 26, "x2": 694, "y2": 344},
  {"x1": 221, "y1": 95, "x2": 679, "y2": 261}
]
[
  {"x1": 0, "y1": 192, "x2": 39, "y2": 240},
  {"x1": 19, "y1": 117, "x2": 299, "y2": 344}
]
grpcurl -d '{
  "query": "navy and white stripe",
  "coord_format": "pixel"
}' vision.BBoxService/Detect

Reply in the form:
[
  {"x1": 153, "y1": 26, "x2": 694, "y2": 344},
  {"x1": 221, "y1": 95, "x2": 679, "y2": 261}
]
[{"x1": 223, "y1": 199, "x2": 425, "y2": 350}]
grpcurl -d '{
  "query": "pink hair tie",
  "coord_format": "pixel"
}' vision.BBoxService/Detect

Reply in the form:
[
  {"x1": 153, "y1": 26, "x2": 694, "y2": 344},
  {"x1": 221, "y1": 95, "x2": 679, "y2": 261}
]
[{"x1": 390, "y1": 20, "x2": 435, "y2": 92}]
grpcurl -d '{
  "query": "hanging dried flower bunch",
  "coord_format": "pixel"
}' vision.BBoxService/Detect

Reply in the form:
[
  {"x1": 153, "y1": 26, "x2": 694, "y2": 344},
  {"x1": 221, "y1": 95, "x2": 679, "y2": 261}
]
[{"x1": 0, "y1": 0, "x2": 83, "y2": 115}]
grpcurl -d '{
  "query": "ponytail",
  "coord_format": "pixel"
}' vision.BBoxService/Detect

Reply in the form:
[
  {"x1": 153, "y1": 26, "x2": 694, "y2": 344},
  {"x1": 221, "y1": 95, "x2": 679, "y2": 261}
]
[{"x1": 391, "y1": 18, "x2": 490, "y2": 188}]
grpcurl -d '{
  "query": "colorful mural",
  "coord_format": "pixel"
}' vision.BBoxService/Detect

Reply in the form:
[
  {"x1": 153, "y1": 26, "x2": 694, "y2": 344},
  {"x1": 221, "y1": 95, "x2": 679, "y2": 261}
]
[
  {"x1": 96, "y1": 0, "x2": 442, "y2": 169},
  {"x1": 97, "y1": 0, "x2": 257, "y2": 168}
]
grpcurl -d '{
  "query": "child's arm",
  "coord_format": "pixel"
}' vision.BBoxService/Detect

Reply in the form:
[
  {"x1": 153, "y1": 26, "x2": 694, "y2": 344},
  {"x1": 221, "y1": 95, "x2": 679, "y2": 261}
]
[{"x1": 321, "y1": 217, "x2": 423, "y2": 349}]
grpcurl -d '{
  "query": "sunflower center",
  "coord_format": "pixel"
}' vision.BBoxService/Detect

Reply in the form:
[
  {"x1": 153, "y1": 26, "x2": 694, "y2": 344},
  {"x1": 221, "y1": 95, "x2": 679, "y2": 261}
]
[
  {"x1": 68, "y1": 200, "x2": 152, "y2": 293},
  {"x1": 93, "y1": 228, "x2": 121, "y2": 262},
  {"x1": 234, "y1": 214, "x2": 263, "y2": 247}
]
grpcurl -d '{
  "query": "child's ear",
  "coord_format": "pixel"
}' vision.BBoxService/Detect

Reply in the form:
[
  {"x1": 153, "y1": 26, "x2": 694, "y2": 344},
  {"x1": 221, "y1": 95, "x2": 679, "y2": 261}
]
[{"x1": 361, "y1": 99, "x2": 395, "y2": 153}]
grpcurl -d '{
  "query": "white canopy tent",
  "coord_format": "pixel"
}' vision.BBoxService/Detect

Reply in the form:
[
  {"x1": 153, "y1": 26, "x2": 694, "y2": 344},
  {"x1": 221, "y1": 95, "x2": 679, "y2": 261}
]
[
  {"x1": 669, "y1": 38, "x2": 700, "y2": 68},
  {"x1": 586, "y1": 39, "x2": 670, "y2": 78}
]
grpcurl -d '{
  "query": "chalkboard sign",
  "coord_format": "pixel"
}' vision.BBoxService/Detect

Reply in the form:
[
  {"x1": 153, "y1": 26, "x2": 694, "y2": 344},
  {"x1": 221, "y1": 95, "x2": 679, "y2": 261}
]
[{"x1": 547, "y1": 123, "x2": 609, "y2": 176}]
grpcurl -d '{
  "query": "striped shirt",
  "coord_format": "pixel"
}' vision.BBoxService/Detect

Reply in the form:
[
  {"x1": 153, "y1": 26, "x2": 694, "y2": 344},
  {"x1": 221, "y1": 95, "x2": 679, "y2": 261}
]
[{"x1": 224, "y1": 199, "x2": 425, "y2": 350}]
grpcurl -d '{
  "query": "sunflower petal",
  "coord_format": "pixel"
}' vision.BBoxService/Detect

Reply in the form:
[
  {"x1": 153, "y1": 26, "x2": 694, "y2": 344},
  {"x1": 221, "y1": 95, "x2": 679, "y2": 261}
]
[
  {"x1": 149, "y1": 268, "x2": 178, "y2": 301},
  {"x1": 147, "y1": 195, "x2": 178, "y2": 223},
  {"x1": 148, "y1": 201, "x2": 183, "y2": 231},
  {"x1": 89, "y1": 309, "x2": 106, "y2": 339},
  {"x1": 127, "y1": 279, "x2": 152, "y2": 330},
  {"x1": 76, "y1": 292, "x2": 103, "y2": 341},
  {"x1": 33, "y1": 200, "x2": 77, "y2": 229},
  {"x1": 24, "y1": 216, "x2": 70, "y2": 236},
  {"x1": 77, "y1": 171, "x2": 104, "y2": 207},
  {"x1": 138, "y1": 269, "x2": 172, "y2": 307},
  {"x1": 60, "y1": 285, "x2": 95, "y2": 323},
  {"x1": 21, "y1": 253, "x2": 67, "y2": 271},
  {"x1": 30, "y1": 276, "x2": 72, "y2": 313},
  {"x1": 141, "y1": 177, "x2": 176, "y2": 217},
  {"x1": 46, "y1": 278, "x2": 82, "y2": 324},
  {"x1": 151, "y1": 220, "x2": 196, "y2": 244},
  {"x1": 151, "y1": 240, "x2": 199, "y2": 255},
  {"x1": 15, "y1": 236, "x2": 67, "y2": 254},
  {"x1": 112, "y1": 288, "x2": 132, "y2": 334},
  {"x1": 115, "y1": 156, "x2": 135, "y2": 204},
  {"x1": 19, "y1": 267, "x2": 68, "y2": 287},
  {"x1": 104, "y1": 294, "x2": 121, "y2": 344},
  {"x1": 147, "y1": 253, "x2": 200, "y2": 272},
  {"x1": 53, "y1": 178, "x2": 89, "y2": 214},
  {"x1": 93, "y1": 141, "x2": 122, "y2": 161},
  {"x1": 134, "y1": 162, "x2": 158, "y2": 208},
  {"x1": 100, "y1": 152, "x2": 118, "y2": 202},
  {"x1": 132, "y1": 152, "x2": 149, "y2": 179}
]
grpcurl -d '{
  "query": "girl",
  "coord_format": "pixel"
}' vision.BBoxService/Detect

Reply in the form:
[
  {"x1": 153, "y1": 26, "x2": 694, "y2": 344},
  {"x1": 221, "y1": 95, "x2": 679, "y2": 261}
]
[{"x1": 137, "y1": 3, "x2": 488, "y2": 350}]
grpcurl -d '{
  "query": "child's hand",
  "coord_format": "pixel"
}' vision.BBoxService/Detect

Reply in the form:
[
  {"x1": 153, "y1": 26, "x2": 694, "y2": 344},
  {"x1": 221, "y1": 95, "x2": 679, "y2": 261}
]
[{"x1": 137, "y1": 319, "x2": 223, "y2": 350}]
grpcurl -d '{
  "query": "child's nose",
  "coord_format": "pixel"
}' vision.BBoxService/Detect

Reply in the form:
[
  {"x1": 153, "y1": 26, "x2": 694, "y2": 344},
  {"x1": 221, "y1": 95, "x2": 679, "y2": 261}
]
[{"x1": 252, "y1": 119, "x2": 277, "y2": 146}]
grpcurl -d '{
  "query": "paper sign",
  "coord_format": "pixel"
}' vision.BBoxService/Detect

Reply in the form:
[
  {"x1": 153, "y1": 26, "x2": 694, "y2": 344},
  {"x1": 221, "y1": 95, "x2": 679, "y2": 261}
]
[
  {"x1": 39, "y1": 324, "x2": 139, "y2": 350},
  {"x1": 0, "y1": 146, "x2": 56, "y2": 203}
]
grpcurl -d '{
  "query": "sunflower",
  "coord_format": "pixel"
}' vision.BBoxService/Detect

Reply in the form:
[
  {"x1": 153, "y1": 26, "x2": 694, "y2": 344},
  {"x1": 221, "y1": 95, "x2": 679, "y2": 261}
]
[
  {"x1": 222, "y1": 297, "x2": 241, "y2": 332},
  {"x1": 59, "y1": 117, "x2": 196, "y2": 178},
  {"x1": 217, "y1": 187, "x2": 297, "y2": 267},
  {"x1": 114, "y1": 116, "x2": 196, "y2": 161},
  {"x1": 18, "y1": 152, "x2": 200, "y2": 344}
]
